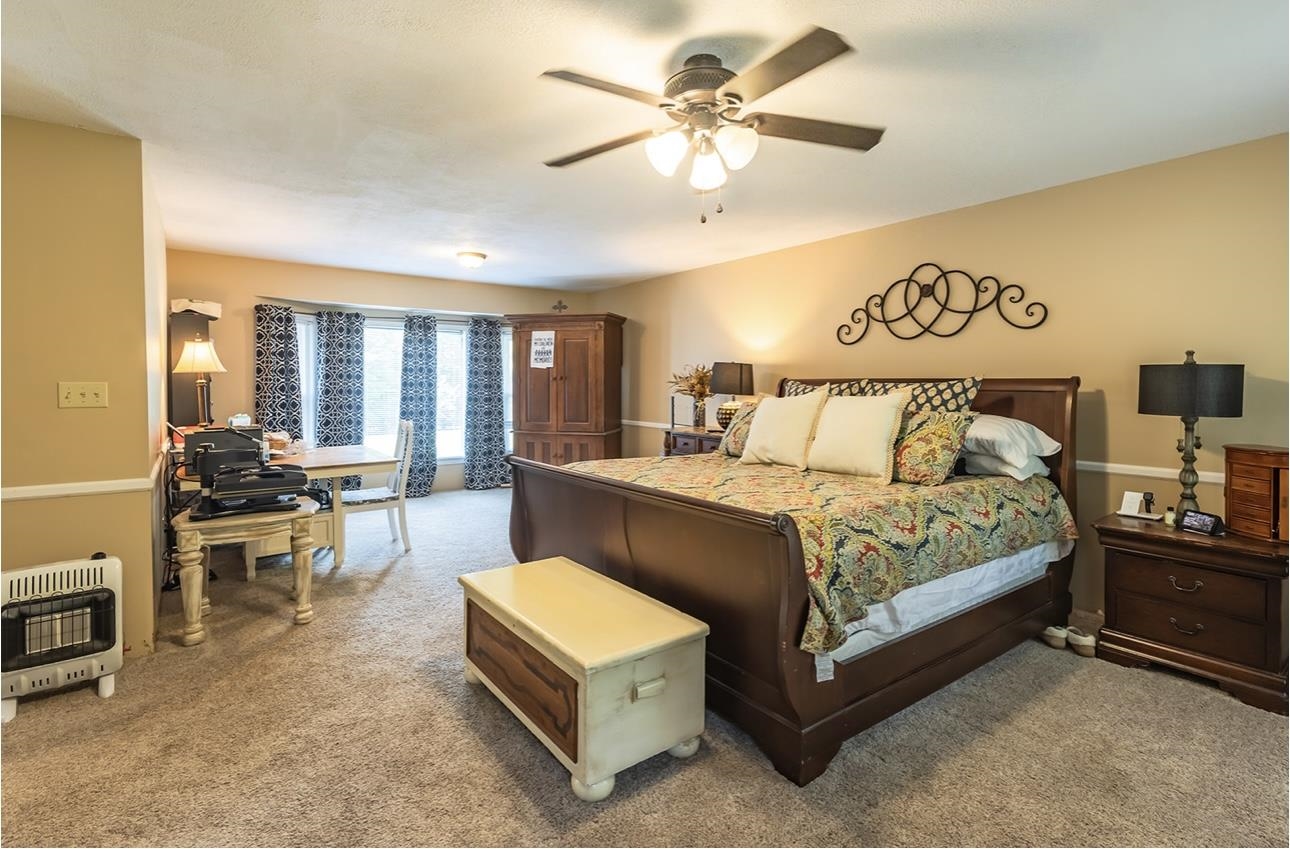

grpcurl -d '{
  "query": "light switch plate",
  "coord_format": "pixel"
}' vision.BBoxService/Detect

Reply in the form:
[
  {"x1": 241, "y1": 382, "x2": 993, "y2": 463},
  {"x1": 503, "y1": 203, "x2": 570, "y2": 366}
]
[{"x1": 58, "y1": 381, "x2": 109, "y2": 408}]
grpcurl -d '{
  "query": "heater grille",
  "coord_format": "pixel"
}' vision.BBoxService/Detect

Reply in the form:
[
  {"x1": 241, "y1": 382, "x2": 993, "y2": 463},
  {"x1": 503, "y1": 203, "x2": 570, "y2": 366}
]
[
  {"x1": 1, "y1": 556, "x2": 123, "y2": 715},
  {"x1": 6, "y1": 564, "x2": 104, "y2": 601}
]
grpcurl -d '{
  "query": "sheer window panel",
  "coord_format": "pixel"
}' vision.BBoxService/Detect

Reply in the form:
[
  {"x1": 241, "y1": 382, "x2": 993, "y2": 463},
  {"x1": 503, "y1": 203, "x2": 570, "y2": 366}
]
[
  {"x1": 363, "y1": 318, "x2": 405, "y2": 455},
  {"x1": 501, "y1": 328, "x2": 514, "y2": 452},
  {"x1": 437, "y1": 326, "x2": 466, "y2": 459},
  {"x1": 294, "y1": 313, "x2": 318, "y2": 446}
]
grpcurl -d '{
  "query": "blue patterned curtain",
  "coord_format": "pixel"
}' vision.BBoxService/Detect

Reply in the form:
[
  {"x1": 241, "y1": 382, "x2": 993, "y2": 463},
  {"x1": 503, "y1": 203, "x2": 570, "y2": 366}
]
[
  {"x1": 400, "y1": 315, "x2": 438, "y2": 497},
  {"x1": 253, "y1": 304, "x2": 304, "y2": 440},
  {"x1": 316, "y1": 311, "x2": 365, "y2": 489},
  {"x1": 464, "y1": 318, "x2": 511, "y2": 490}
]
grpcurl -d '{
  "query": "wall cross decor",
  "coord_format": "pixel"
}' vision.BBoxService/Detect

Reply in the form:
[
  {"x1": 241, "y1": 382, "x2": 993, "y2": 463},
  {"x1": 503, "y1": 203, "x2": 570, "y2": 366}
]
[
  {"x1": 551, "y1": 299, "x2": 569, "y2": 313},
  {"x1": 836, "y1": 262, "x2": 1048, "y2": 345}
]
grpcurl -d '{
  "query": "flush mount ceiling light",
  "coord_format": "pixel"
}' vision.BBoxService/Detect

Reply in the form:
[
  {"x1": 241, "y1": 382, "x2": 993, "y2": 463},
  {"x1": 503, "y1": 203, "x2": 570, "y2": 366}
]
[
  {"x1": 541, "y1": 26, "x2": 886, "y2": 223},
  {"x1": 456, "y1": 251, "x2": 487, "y2": 269}
]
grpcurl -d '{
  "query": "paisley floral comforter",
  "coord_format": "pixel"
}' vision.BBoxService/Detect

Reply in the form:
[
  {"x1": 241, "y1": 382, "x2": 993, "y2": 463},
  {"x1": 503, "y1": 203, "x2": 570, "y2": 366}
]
[{"x1": 565, "y1": 453, "x2": 1078, "y2": 654}]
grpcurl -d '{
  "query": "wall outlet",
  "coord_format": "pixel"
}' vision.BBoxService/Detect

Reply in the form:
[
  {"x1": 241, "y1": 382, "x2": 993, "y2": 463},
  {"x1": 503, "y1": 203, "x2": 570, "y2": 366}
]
[{"x1": 58, "y1": 381, "x2": 108, "y2": 408}]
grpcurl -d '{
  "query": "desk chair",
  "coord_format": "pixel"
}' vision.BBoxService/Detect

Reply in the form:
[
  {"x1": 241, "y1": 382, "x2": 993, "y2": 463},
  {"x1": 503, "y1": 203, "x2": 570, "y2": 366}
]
[{"x1": 339, "y1": 419, "x2": 414, "y2": 552}]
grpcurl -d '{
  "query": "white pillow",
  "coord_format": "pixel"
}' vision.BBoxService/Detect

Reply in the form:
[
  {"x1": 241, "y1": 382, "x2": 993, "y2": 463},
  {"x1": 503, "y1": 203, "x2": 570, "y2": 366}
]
[
  {"x1": 806, "y1": 391, "x2": 912, "y2": 480},
  {"x1": 963, "y1": 452, "x2": 1052, "y2": 481},
  {"x1": 739, "y1": 388, "x2": 829, "y2": 469},
  {"x1": 963, "y1": 414, "x2": 1061, "y2": 468}
]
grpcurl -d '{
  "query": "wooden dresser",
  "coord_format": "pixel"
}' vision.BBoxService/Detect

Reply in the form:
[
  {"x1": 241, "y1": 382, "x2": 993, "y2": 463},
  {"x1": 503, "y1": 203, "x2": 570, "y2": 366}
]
[
  {"x1": 662, "y1": 426, "x2": 723, "y2": 456},
  {"x1": 1224, "y1": 444, "x2": 1289, "y2": 542},
  {"x1": 1093, "y1": 514, "x2": 1288, "y2": 713},
  {"x1": 506, "y1": 313, "x2": 624, "y2": 466}
]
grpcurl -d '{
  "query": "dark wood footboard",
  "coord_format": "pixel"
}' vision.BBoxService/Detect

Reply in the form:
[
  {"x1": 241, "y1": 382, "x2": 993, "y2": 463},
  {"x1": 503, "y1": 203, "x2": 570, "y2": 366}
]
[{"x1": 507, "y1": 376, "x2": 1079, "y2": 785}]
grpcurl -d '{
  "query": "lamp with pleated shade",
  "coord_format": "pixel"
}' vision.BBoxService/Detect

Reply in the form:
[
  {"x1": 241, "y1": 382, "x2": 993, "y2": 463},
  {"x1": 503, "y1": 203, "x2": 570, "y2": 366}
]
[{"x1": 173, "y1": 335, "x2": 228, "y2": 427}]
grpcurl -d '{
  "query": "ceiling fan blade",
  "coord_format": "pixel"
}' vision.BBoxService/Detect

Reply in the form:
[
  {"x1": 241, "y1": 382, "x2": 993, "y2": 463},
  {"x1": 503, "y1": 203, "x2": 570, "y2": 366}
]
[
  {"x1": 746, "y1": 113, "x2": 885, "y2": 151},
  {"x1": 544, "y1": 129, "x2": 656, "y2": 167},
  {"x1": 541, "y1": 70, "x2": 671, "y2": 109},
  {"x1": 717, "y1": 26, "x2": 852, "y2": 104}
]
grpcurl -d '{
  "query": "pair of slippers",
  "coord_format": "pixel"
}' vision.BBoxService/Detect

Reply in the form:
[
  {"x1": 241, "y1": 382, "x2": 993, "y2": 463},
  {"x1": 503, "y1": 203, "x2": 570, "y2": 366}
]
[{"x1": 1042, "y1": 625, "x2": 1096, "y2": 657}]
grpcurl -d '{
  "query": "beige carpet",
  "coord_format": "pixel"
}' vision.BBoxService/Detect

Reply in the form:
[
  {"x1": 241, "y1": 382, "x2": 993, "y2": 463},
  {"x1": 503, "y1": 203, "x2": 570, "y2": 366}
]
[{"x1": 3, "y1": 489, "x2": 1286, "y2": 847}]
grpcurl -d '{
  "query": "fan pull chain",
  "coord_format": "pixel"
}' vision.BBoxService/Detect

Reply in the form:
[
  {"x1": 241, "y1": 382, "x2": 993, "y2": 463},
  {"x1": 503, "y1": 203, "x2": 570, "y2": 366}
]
[
  {"x1": 699, "y1": 190, "x2": 707, "y2": 224},
  {"x1": 716, "y1": 186, "x2": 723, "y2": 214}
]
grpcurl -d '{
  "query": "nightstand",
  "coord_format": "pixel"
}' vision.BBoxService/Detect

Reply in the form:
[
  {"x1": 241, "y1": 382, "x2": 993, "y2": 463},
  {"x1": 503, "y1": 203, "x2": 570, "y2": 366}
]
[
  {"x1": 1093, "y1": 514, "x2": 1288, "y2": 713},
  {"x1": 661, "y1": 427, "x2": 724, "y2": 457}
]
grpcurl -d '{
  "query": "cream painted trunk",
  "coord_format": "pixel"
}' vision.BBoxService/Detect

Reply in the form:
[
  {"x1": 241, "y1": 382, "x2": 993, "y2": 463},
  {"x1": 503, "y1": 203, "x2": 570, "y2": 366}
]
[{"x1": 458, "y1": 557, "x2": 708, "y2": 801}]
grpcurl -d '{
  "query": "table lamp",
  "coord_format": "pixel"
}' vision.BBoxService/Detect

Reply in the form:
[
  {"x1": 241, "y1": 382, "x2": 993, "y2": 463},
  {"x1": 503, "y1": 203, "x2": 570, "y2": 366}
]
[
  {"x1": 173, "y1": 334, "x2": 228, "y2": 427},
  {"x1": 711, "y1": 362, "x2": 754, "y2": 430},
  {"x1": 1138, "y1": 350, "x2": 1243, "y2": 514}
]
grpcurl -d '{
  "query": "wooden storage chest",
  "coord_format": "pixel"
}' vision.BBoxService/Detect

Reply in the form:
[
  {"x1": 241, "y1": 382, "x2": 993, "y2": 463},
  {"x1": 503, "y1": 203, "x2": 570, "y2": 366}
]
[{"x1": 458, "y1": 557, "x2": 708, "y2": 801}]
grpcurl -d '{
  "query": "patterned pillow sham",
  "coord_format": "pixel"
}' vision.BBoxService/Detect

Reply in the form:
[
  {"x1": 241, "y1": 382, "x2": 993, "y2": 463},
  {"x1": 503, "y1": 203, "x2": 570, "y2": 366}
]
[
  {"x1": 892, "y1": 410, "x2": 977, "y2": 485},
  {"x1": 858, "y1": 376, "x2": 982, "y2": 413},
  {"x1": 781, "y1": 379, "x2": 862, "y2": 397},
  {"x1": 718, "y1": 400, "x2": 760, "y2": 457}
]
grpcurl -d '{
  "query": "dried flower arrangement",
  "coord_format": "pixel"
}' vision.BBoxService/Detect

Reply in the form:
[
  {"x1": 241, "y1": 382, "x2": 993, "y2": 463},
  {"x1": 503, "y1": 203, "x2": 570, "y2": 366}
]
[{"x1": 667, "y1": 364, "x2": 713, "y2": 400}]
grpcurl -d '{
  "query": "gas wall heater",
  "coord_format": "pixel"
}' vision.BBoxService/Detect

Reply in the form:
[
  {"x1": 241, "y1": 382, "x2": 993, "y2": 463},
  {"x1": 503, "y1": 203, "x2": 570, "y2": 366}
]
[{"x1": 2, "y1": 555, "x2": 123, "y2": 722}]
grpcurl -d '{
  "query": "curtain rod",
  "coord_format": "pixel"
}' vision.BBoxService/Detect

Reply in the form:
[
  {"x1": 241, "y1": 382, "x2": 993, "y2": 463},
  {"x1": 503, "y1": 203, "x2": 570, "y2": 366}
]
[{"x1": 260, "y1": 297, "x2": 506, "y2": 323}]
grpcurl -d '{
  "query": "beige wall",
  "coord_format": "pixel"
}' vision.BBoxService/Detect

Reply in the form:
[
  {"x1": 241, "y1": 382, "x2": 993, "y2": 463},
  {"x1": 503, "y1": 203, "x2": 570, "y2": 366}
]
[
  {"x1": 143, "y1": 160, "x2": 171, "y2": 619},
  {"x1": 165, "y1": 251, "x2": 590, "y2": 490},
  {"x1": 1, "y1": 117, "x2": 163, "y2": 653},
  {"x1": 589, "y1": 135, "x2": 1289, "y2": 616}
]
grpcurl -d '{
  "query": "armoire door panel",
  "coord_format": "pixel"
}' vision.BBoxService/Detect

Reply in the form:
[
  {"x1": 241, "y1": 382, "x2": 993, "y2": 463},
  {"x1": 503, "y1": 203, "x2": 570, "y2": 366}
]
[
  {"x1": 515, "y1": 331, "x2": 555, "y2": 432},
  {"x1": 555, "y1": 330, "x2": 601, "y2": 433}
]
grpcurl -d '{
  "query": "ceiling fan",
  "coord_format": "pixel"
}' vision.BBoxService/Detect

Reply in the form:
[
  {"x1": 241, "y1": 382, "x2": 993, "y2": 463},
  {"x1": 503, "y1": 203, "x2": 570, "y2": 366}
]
[{"x1": 541, "y1": 26, "x2": 886, "y2": 219}]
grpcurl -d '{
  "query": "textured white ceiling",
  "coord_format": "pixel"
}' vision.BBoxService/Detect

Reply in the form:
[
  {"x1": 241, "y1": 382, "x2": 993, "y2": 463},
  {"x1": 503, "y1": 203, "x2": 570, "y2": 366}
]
[{"x1": 3, "y1": 0, "x2": 1286, "y2": 289}]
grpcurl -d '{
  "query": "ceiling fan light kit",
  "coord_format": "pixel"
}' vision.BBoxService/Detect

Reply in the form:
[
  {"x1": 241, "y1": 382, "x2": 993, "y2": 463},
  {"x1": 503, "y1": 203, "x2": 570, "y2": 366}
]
[
  {"x1": 714, "y1": 124, "x2": 759, "y2": 171},
  {"x1": 542, "y1": 26, "x2": 886, "y2": 222},
  {"x1": 690, "y1": 137, "x2": 728, "y2": 191},
  {"x1": 645, "y1": 129, "x2": 690, "y2": 177}
]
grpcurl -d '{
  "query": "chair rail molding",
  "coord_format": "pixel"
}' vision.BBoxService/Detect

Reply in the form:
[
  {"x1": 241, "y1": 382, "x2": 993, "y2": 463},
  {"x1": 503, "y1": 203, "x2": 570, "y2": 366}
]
[{"x1": 1, "y1": 453, "x2": 166, "y2": 502}]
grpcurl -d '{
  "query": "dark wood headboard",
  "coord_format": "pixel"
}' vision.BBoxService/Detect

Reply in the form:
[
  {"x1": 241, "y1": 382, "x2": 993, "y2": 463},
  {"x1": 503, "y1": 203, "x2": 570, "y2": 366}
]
[{"x1": 775, "y1": 377, "x2": 1080, "y2": 519}]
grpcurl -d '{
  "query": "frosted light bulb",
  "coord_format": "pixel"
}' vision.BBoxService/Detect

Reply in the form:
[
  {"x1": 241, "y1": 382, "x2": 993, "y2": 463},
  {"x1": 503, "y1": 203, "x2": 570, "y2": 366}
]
[
  {"x1": 689, "y1": 143, "x2": 727, "y2": 191},
  {"x1": 714, "y1": 125, "x2": 759, "y2": 170},
  {"x1": 645, "y1": 130, "x2": 689, "y2": 177}
]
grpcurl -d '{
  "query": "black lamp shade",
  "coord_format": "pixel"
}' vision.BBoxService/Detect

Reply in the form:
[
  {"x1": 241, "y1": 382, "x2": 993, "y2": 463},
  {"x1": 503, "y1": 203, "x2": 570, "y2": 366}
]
[
  {"x1": 711, "y1": 362, "x2": 754, "y2": 396},
  {"x1": 1138, "y1": 363, "x2": 1244, "y2": 418}
]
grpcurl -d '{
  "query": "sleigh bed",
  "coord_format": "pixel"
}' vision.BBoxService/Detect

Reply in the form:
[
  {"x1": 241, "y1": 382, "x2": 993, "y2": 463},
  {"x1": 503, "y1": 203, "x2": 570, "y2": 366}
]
[{"x1": 507, "y1": 376, "x2": 1079, "y2": 786}]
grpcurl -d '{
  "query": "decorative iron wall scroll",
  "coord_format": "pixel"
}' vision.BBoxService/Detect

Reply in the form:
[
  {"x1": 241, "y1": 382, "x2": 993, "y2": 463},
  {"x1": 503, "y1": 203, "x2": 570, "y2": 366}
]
[{"x1": 835, "y1": 262, "x2": 1048, "y2": 345}]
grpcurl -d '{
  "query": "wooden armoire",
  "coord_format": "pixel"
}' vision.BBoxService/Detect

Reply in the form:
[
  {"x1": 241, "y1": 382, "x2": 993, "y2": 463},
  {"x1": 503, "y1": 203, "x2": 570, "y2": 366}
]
[{"x1": 506, "y1": 313, "x2": 625, "y2": 465}]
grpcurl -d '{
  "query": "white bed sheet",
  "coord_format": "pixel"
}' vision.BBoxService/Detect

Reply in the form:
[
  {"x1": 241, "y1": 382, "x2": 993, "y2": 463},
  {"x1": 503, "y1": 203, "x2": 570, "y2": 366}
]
[{"x1": 830, "y1": 539, "x2": 1074, "y2": 664}]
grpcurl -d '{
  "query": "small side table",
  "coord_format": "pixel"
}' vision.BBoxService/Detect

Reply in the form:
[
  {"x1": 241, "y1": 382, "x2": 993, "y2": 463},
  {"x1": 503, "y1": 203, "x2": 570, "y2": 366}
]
[
  {"x1": 662, "y1": 426, "x2": 724, "y2": 457},
  {"x1": 171, "y1": 498, "x2": 320, "y2": 646},
  {"x1": 1093, "y1": 513, "x2": 1288, "y2": 713}
]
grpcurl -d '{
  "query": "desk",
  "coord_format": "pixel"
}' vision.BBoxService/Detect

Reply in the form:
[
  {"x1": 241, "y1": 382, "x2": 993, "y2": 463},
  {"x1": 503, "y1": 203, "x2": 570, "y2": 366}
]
[
  {"x1": 273, "y1": 445, "x2": 398, "y2": 568},
  {"x1": 180, "y1": 444, "x2": 397, "y2": 569},
  {"x1": 172, "y1": 498, "x2": 320, "y2": 646}
]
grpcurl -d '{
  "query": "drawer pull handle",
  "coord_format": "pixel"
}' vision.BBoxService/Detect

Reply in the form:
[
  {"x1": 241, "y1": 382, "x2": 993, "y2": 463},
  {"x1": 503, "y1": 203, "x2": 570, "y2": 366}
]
[
  {"x1": 632, "y1": 677, "x2": 667, "y2": 700},
  {"x1": 1169, "y1": 617, "x2": 1205, "y2": 636},
  {"x1": 1168, "y1": 575, "x2": 1204, "y2": 593}
]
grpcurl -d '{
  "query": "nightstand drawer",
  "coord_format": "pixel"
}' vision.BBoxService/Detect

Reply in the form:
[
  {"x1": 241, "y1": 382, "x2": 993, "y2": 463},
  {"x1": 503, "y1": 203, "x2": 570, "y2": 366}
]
[
  {"x1": 696, "y1": 438, "x2": 720, "y2": 454},
  {"x1": 1107, "y1": 552, "x2": 1266, "y2": 621},
  {"x1": 670, "y1": 435, "x2": 699, "y2": 455},
  {"x1": 1115, "y1": 594, "x2": 1266, "y2": 669}
]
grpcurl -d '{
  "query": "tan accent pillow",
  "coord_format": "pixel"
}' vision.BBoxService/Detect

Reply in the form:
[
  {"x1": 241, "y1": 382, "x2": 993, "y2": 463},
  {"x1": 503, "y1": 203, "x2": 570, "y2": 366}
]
[
  {"x1": 738, "y1": 387, "x2": 829, "y2": 470},
  {"x1": 805, "y1": 391, "x2": 912, "y2": 481}
]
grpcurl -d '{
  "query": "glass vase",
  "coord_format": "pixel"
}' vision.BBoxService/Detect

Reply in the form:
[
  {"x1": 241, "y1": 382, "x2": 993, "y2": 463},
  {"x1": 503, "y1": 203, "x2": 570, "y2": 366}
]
[{"x1": 692, "y1": 398, "x2": 706, "y2": 429}]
